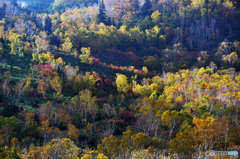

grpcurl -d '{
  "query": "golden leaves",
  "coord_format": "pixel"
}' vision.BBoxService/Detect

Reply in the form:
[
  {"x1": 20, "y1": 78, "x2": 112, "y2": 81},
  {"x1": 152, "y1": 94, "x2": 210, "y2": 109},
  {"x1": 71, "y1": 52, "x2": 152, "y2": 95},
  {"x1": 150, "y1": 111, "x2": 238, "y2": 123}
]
[{"x1": 68, "y1": 124, "x2": 80, "y2": 141}]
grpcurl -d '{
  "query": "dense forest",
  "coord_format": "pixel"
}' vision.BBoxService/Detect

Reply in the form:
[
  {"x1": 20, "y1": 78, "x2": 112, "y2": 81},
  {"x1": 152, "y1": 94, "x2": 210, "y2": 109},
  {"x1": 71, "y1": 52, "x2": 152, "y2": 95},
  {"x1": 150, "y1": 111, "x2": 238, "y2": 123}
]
[{"x1": 0, "y1": 0, "x2": 240, "y2": 158}]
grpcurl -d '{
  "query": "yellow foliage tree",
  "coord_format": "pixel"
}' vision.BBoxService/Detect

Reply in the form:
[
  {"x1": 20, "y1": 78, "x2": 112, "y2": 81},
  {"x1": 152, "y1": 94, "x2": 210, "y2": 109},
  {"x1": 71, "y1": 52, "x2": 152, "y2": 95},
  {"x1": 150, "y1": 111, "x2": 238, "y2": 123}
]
[
  {"x1": 116, "y1": 73, "x2": 129, "y2": 93},
  {"x1": 62, "y1": 37, "x2": 73, "y2": 53},
  {"x1": 68, "y1": 124, "x2": 80, "y2": 141}
]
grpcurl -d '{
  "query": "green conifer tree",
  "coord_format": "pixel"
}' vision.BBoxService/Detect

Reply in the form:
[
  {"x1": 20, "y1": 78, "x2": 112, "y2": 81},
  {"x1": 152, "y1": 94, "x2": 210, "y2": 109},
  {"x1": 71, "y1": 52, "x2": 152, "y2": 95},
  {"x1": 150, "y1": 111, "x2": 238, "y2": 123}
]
[
  {"x1": 141, "y1": 0, "x2": 152, "y2": 16},
  {"x1": 98, "y1": 0, "x2": 108, "y2": 24},
  {"x1": 133, "y1": 0, "x2": 140, "y2": 14},
  {"x1": 44, "y1": 16, "x2": 52, "y2": 34},
  {"x1": 0, "y1": 3, "x2": 7, "y2": 19}
]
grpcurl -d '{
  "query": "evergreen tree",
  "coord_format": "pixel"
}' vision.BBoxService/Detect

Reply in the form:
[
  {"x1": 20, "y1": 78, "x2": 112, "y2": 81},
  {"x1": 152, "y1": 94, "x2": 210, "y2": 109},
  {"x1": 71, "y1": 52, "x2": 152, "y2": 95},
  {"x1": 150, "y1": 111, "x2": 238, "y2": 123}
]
[
  {"x1": 0, "y1": 8, "x2": 3, "y2": 20},
  {"x1": 11, "y1": 0, "x2": 18, "y2": 6},
  {"x1": 31, "y1": 13, "x2": 44, "y2": 30},
  {"x1": 0, "y1": 3, "x2": 7, "y2": 19},
  {"x1": 44, "y1": 16, "x2": 52, "y2": 34},
  {"x1": 141, "y1": 0, "x2": 152, "y2": 16},
  {"x1": 133, "y1": 0, "x2": 140, "y2": 14},
  {"x1": 30, "y1": 14, "x2": 40, "y2": 28},
  {"x1": 98, "y1": 0, "x2": 108, "y2": 24}
]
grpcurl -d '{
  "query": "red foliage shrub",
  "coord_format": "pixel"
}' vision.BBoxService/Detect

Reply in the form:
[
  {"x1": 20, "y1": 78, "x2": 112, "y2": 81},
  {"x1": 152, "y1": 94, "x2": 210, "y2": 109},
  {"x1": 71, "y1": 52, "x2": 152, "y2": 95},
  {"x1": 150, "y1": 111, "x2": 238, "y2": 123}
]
[
  {"x1": 95, "y1": 82, "x2": 105, "y2": 90},
  {"x1": 105, "y1": 48, "x2": 141, "y2": 65},
  {"x1": 128, "y1": 87, "x2": 133, "y2": 93},
  {"x1": 92, "y1": 57, "x2": 101, "y2": 64},
  {"x1": 104, "y1": 77, "x2": 112, "y2": 87},
  {"x1": 28, "y1": 90, "x2": 43, "y2": 98},
  {"x1": 54, "y1": 53, "x2": 59, "y2": 58},
  {"x1": 111, "y1": 65, "x2": 119, "y2": 70},
  {"x1": 94, "y1": 72, "x2": 112, "y2": 89},
  {"x1": 37, "y1": 64, "x2": 54, "y2": 72},
  {"x1": 28, "y1": 89, "x2": 37, "y2": 97},
  {"x1": 93, "y1": 71, "x2": 101, "y2": 79},
  {"x1": 120, "y1": 110, "x2": 135, "y2": 121},
  {"x1": 117, "y1": 50, "x2": 141, "y2": 65},
  {"x1": 96, "y1": 97, "x2": 107, "y2": 103},
  {"x1": 133, "y1": 69, "x2": 154, "y2": 77},
  {"x1": 38, "y1": 115, "x2": 42, "y2": 123},
  {"x1": 163, "y1": 131, "x2": 177, "y2": 138}
]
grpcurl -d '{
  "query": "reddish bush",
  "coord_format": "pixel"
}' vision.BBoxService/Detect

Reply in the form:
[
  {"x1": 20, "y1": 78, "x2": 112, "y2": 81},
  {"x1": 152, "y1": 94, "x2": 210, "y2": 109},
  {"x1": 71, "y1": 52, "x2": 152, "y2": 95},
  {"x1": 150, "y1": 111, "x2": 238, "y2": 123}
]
[
  {"x1": 37, "y1": 64, "x2": 54, "y2": 73},
  {"x1": 28, "y1": 89, "x2": 37, "y2": 97},
  {"x1": 38, "y1": 115, "x2": 42, "y2": 123},
  {"x1": 117, "y1": 50, "x2": 141, "y2": 64},
  {"x1": 94, "y1": 73, "x2": 113, "y2": 89},
  {"x1": 54, "y1": 53, "x2": 59, "y2": 58},
  {"x1": 163, "y1": 131, "x2": 177, "y2": 138},
  {"x1": 92, "y1": 57, "x2": 101, "y2": 64},
  {"x1": 28, "y1": 90, "x2": 43, "y2": 98},
  {"x1": 95, "y1": 82, "x2": 105, "y2": 90},
  {"x1": 128, "y1": 87, "x2": 133, "y2": 93},
  {"x1": 133, "y1": 69, "x2": 154, "y2": 77},
  {"x1": 120, "y1": 110, "x2": 135, "y2": 121},
  {"x1": 104, "y1": 77, "x2": 112, "y2": 87},
  {"x1": 96, "y1": 97, "x2": 107, "y2": 103},
  {"x1": 93, "y1": 71, "x2": 101, "y2": 79}
]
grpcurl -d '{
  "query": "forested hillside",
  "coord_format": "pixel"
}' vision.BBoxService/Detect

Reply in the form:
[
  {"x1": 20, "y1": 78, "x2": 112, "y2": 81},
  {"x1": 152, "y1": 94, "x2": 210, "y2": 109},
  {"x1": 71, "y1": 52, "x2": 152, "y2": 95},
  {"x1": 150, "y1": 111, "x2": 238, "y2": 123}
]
[{"x1": 0, "y1": 0, "x2": 240, "y2": 158}]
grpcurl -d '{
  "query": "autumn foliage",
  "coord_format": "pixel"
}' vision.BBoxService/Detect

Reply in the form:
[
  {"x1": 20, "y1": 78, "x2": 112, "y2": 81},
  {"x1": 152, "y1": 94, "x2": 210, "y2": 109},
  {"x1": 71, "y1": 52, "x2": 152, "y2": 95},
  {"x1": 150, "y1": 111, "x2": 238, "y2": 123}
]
[{"x1": 1, "y1": 0, "x2": 240, "y2": 158}]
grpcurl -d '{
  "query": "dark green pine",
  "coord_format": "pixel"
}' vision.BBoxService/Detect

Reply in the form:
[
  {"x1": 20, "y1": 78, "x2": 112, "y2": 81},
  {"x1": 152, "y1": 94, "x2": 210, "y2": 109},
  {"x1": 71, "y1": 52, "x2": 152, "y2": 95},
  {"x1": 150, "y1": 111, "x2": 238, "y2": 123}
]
[
  {"x1": 0, "y1": 3, "x2": 7, "y2": 19},
  {"x1": 141, "y1": 0, "x2": 152, "y2": 16},
  {"x1": 98, "y1": 0, "x2": 107, "y2": 24},
  {"x1": 44, "y1": 15, "x2": 52, "y2": 34}
]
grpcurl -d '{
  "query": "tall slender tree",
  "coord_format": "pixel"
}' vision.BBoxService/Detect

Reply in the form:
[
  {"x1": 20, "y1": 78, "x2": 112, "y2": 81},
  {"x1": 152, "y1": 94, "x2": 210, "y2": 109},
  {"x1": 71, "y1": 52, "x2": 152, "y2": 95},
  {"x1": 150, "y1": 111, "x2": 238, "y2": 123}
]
[
  {"x1": 141, "y1": 0, "x2": 152, "y2": 16},
  {"x1": 44, "y1": 16, "x2": 52, "y2": 34},
  {"x1": 98, "y1": 0, "x2": 108, "y2": 24},
  {"x1": 0, "y1": 3, "x2": 7, "y2": 19},
  {"x1": 133, "y1": 0, "x2": 140, "y2": 14}
]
